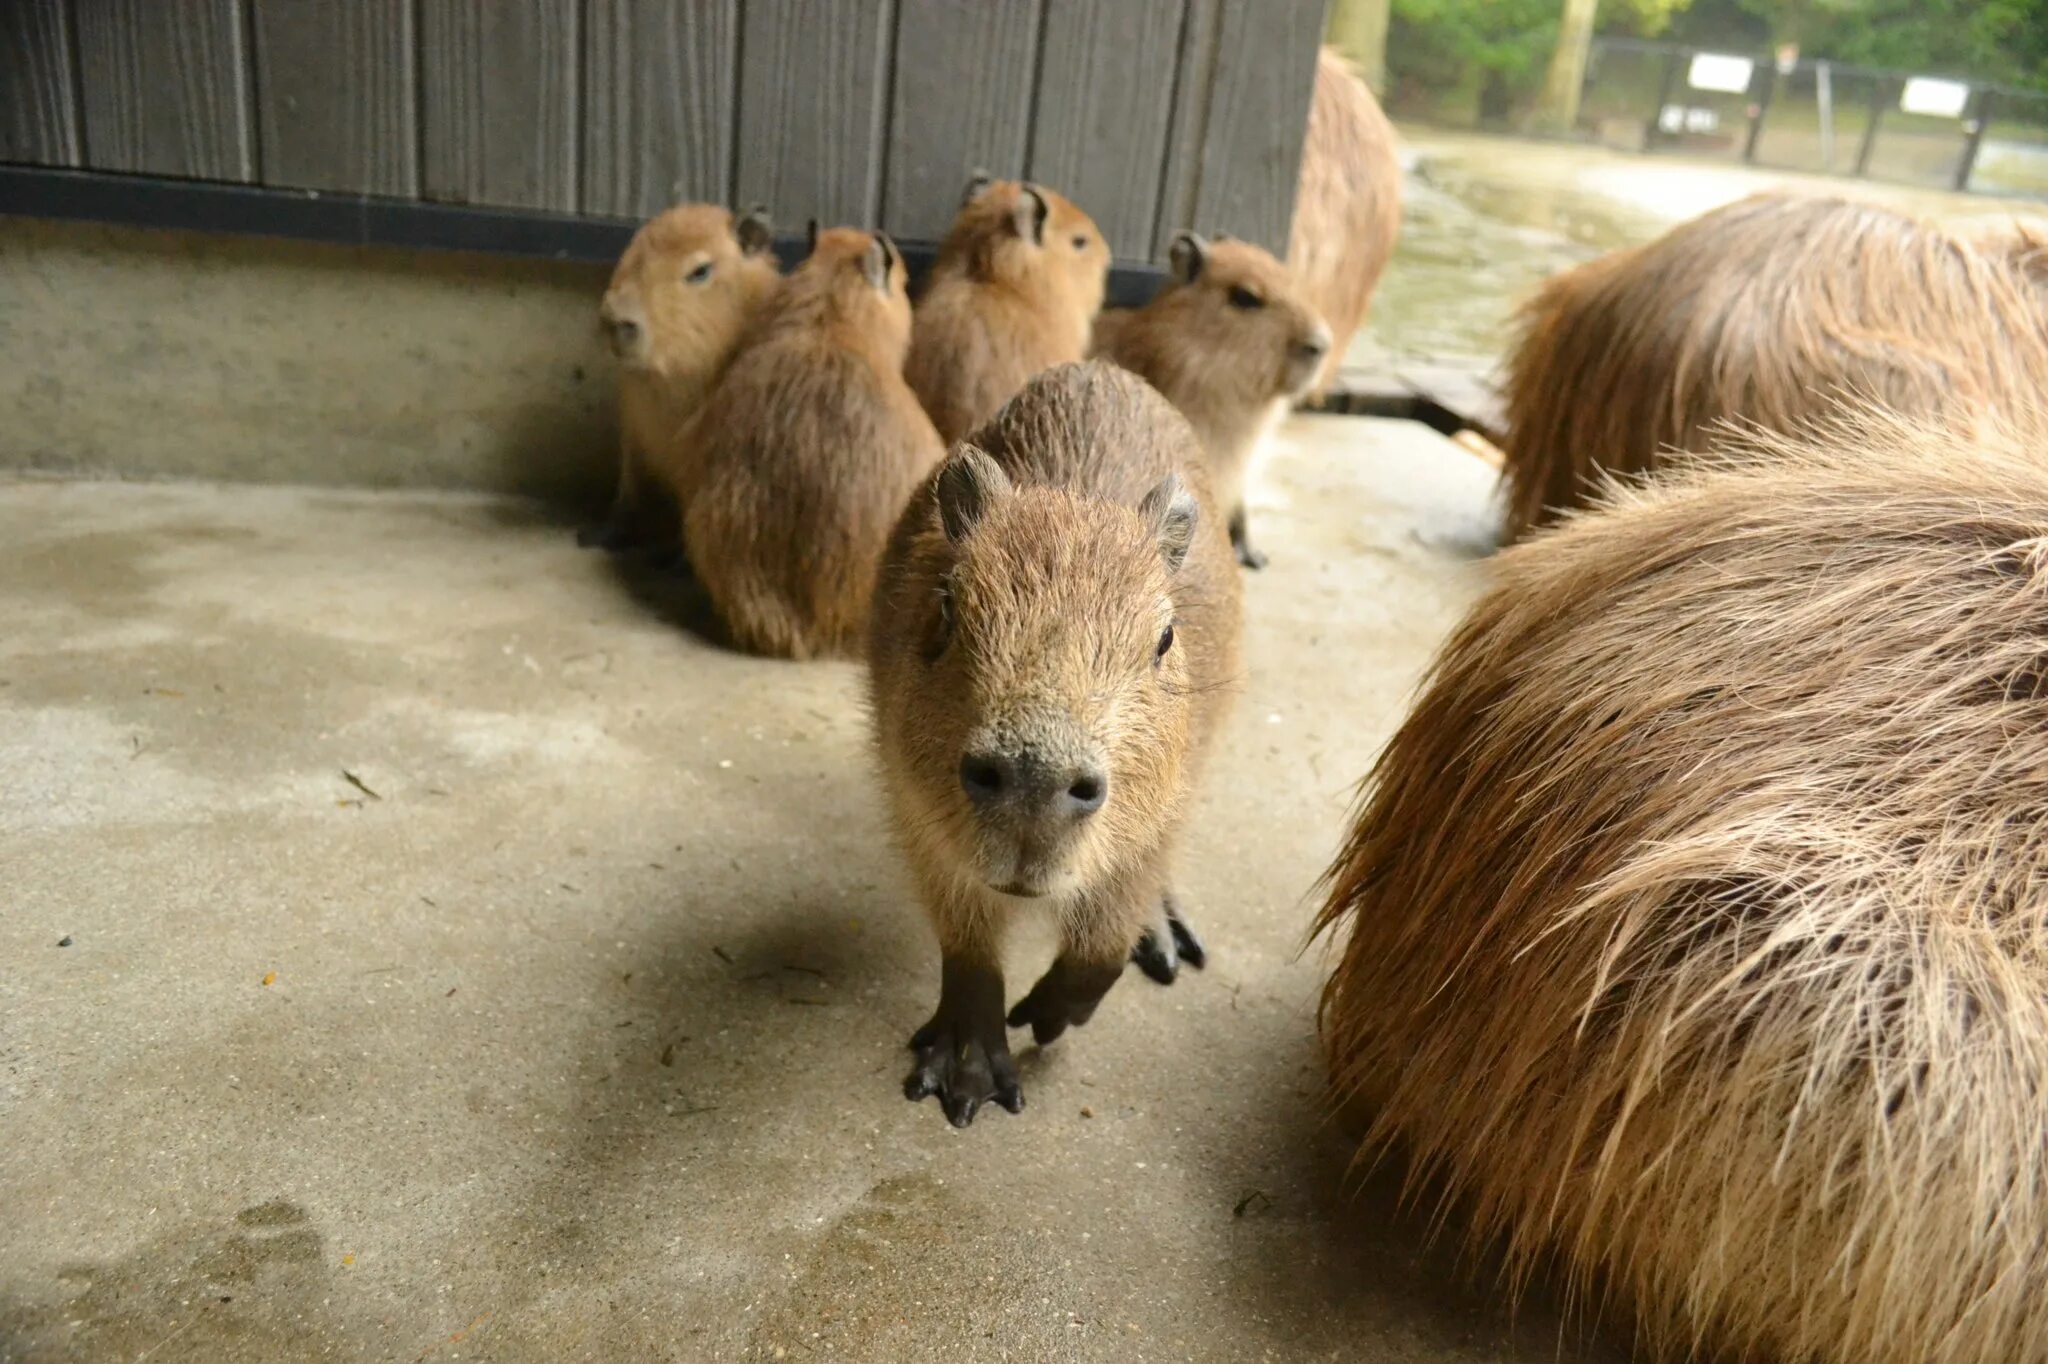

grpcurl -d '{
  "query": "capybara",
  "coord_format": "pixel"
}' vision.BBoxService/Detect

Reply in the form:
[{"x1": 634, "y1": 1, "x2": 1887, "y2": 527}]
[
  {"x1": 905, "y1": 175, "x2": 1110, "y2": 446},
  {"x1": 1500, "y1": 192, "x2": 2048, "y2": 540},
  {"x1": 1094, "y1": 232, "x2": 1330, "y2": 569},
  {"x1": 1315, "y1": 407, "x2": 2048, "y2": 1364},
  {"x1": 869, "y1": 361, "x2": 1243, "y2": 1127},
  {"x1": 583, "y1": 203, "x2": 779, "y2": 551},
  {"x1": 1287, "y1": 47, "x2": 1402, "y2": 397},
  {"x1": 678, "y1": 227, "x2": 944, "y2": 659}
]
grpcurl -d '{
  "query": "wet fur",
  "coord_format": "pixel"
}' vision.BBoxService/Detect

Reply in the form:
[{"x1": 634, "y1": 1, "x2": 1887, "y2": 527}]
[
  {"x1": 1315, "y1": 408, "x2": 2048, "y2": 1364},
  {"x1": 679, "y1": 228, "x2": 944, "y2": 659},
  {"x1": 1501, "y1": 193, "x2": 2048, "y2": 540}
]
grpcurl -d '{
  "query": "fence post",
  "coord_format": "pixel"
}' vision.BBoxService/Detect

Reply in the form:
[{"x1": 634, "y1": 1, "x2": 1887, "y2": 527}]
[
  {"x1": 1854, "y1": 79, "x2": 1890, "y2": 177},
  {"x1": 1644, "y1": 48, "x2": 1683, "y2": 150},
  {"x1": 1743, "y1": 63, "x2": 1778, "y2": 162},
  {"x1": 1954, "y1": 88, "x2": 1994, "y2": 192}
]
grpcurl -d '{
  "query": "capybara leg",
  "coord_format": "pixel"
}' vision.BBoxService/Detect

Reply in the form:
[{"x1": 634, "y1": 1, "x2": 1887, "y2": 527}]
[
  {"x1": 1228, "y1": 504, "x2": 1267, "y2": 570},
  {"x1": 1131, "y1": 892, "x2": 1207, "y2": 985},
  {"x1": 906, "y1": 953, "x2": 1021, "y2": 1129},
  {"x1": 581, "y1": 446, "x2": 673, "y2": 553},
  {"x1": 1008, "y1": 952, "x2": 1125, "y2": 1047}
]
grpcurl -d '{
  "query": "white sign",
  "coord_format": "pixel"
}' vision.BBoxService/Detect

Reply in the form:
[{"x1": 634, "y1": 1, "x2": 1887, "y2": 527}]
[
  {"x1": 1900, "y1": 77, "x2": 1970, "y2": 119},
  {"x1": 1688, "y1": 53, "x2": 1755, "y2": 95},
  {"x1": 1658, "y1": 105, "x2": 1722, "y2": 134}
]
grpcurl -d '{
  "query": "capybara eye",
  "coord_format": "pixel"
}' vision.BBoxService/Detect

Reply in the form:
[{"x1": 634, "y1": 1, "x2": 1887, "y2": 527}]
[
  {"x1": 1155, "y1": 623, "x2": 1174, "y2": 660},
  {"x1": 1228, "y1": 285, "x2": 1263, "y2": 311},
  {"x1": 926, "y1": 585, "x2": 956, "y2": 661},
  {"x1": 686, "y1": 261, "x2": 714, "y2": 284},
  {"x1": 1071, "y1": 234, "x2": 1089, "y2": 251}
]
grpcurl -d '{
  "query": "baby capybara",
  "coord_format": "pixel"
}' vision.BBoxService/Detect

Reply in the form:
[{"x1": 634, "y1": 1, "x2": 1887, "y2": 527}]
[
  {"x1": 869, "y1": 362, "x2": 1243, "y2": 1128},
  {"x1": 1094, "y1": 232, "x2": 1330, "y2": 569},
  {"x1": 584, "y1": 203, "x2": 779, "y2": 551},
  {"x1": 905, "y1": 175, "x2": 1109, "y2": 446},
  {"x1": 678, "y1": 227, "x2": 944, "y2": 659},
  {"x1": 1316, "y1": 407, "x2": 2048, "y2": 1364}
]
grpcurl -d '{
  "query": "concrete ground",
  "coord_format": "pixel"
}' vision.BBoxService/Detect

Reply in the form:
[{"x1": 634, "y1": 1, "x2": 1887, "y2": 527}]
[{"x1": 0, "y1": 416, "x2": 1627, "y2": 1363}]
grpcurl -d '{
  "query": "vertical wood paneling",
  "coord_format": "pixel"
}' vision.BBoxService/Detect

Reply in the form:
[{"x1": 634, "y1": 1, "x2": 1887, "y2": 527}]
[
  {"x1": 1030, "y1": 0, "x2": 1185, "y2": 260},
  {"x1": 73, "y1": 0, "x2": 253, "y2": 180},
  {"x1": 882, "y1": 0, "x2": 1038, "y2": 243},
  {"x1": 735, "y1": 0, "x2": 893, "y2": 229},
  {"x1": 1152, "y1": 0, "x2": 1217, "y2": 259},
  {"x1": 582, "y1": 0, "x2": 737, "y2": 218},
  {"x1": 1185, "y1": 0, "x2": 1323, "y2": 252},
  {"x1": 1, "y1": 0, "x2": 81, "y2": 166},
  {"x1": 420, "y1": 0, "x2": 578, "y2": 211},
  {"x1": 250, "y1": 0, "x2": 416, "y2": 195}
]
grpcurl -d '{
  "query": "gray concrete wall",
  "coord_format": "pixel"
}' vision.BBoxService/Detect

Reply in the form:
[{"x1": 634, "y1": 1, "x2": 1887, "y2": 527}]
[{"x1": 0, "y1": 216, "x2": 617, "y2": 505}]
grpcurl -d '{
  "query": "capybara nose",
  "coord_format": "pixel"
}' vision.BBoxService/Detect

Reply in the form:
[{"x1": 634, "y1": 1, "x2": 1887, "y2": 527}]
[
  {"x1": 607, "y1": 317, "x2": 643, "y2": 355},
  {"x1": 960, "y1": 749, "x2": 1108, "y2": 821},
  {"x1": 1292, "y1": 329, "x2": 1330, "y2": 364}
]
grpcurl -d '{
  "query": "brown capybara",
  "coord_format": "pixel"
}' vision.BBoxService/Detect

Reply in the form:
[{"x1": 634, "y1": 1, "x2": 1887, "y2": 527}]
[
  {"x1": 1315, "y1": 407, "x2": 2048, "y2": 1364},
  {"x1": 1287, "y1": 47, "x2": 1402, "y2": 397},
  {"x1": 583, "y1": 203, "x2": 780, "y2": 551},
  {"x1": 905, "y1": 175, "x2": 1110, "y2": 446},
  {"x1": 869, "y1": 361, "x2": 1243, "y2": 1127},
  {"x1": 1500, "y1": 192, "x2": 2048, "y2": 540},
  {"x1": 1094, "y1": 232, "x2": 1330, "y2": 570},
  {"x1": 678, "y1": 227, "x2": 944, "y2": 659}
]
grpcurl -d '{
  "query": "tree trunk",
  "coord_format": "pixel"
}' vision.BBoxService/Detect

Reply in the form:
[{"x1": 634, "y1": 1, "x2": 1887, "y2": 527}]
[
  {"x1": 1324, "y1": 0, "x2": 1390, "y2": 95},
  {"x1": 1531, "y1": 0, "x2": 1598, "y2": 135}
]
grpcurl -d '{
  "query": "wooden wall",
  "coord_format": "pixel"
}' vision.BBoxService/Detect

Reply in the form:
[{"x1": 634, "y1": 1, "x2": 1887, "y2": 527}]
[{"x1": 1, "y1": 0, "x2": 1325, "y2": 261}]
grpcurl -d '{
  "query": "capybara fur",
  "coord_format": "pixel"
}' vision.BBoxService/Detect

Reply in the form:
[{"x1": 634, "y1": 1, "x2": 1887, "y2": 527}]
[
  {"x1": 869, "y1": 361, "x2": 1243, "y2": 1127},
  {"x1": 1315, "y1": 408, "x2": 2048, "y2": 1364},
  {"x1": 1287, "y1": 47, "x2": 1402, "y2": 397},
  {"x1": 679, "y1": 227, "x2": 943, "y2": 659},
  {"x1": 586, "y1": 203, "x2": 779, "y2": 551},
  {"x1": 906, "y1": 176, "x2": 1110, "y2": 446},
  {"x1": 1094, "y1": 232, "x2": 1330, "y2": 569},
  {"x1": 1501, "y1": 192, "x2": 2048, "y2": 540}
]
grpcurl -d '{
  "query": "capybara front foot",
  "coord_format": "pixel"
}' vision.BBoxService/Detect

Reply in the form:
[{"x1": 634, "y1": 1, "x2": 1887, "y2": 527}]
[
  {"x1": 1008, "y1": 955, "x2": 1125, "y2": 1047},
  {"x1": 1227, "y1": 506, "x2": 1268, "y2": 570},
  {"x1": 576, "y1": 516, "x2": 635, "y2": 552},
  {"x1": 1132, "y1": 894, "x2": 1207, "y2": 985},
  {"x1": 905, "y1": 958, "x2": 1019, "y2": 1128},
  {"x1": 1234, "y1": 539, "x2": 1268, "y2": 570}
]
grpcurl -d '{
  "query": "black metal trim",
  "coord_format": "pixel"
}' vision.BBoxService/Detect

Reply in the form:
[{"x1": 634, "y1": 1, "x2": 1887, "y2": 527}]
[{"x1": 0, "y1": 165, "x2": 1169, "y2": 305}]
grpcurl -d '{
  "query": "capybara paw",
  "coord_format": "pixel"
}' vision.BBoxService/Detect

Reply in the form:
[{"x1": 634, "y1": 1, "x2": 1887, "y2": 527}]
[
  {"x1": 905, "y1": 1018, "x2": 1022, "y2": 1128},
  {"x1": 1234, "y1": 541, "x2": 1269, "y2": 570},
  {"x1": 1132, "y1": 895, "x2": 1207, "y2": 985}
]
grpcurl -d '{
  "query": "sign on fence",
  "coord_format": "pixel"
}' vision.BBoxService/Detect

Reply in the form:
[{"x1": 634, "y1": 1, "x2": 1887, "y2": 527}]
[
  {"x1": 1900, "y1": 77, "x2": 1970, "y2": 119},
  {"x1": 1688, "y1": 53, "x2": 1755, "y2": 94}
]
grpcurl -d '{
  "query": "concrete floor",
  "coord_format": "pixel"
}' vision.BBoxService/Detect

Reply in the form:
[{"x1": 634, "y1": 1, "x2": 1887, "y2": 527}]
[{"x1": 0, "y1": 416, "x2": 1627, "y2": 1363}]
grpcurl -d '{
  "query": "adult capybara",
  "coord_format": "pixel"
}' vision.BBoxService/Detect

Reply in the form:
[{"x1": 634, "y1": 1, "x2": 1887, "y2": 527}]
[
  {"x1": 870, "y1": 362, "x2": 1243, "y2": 1128},
  {"x1": 1500, "y1": 193, "x2": 2048, "y2": 540},
  {"x1": 679, "y1": 227, "x2": 944, "y2": 659},
  {"x1": 1315, "y1": 408, "x2": 2048, "y2": 1364},
  {"x1": 584, "y1": 203, "x2": 779, "y2": 551},
  {"x1": 1287, "y1": 47, "x2": 1401, "y2": 397},
  {"x1": 905, "y1": 175, "x2": 1109, "y2": 446}
]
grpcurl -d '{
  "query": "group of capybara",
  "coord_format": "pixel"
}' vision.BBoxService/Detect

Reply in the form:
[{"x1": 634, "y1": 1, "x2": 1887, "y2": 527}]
[{"x1": 584, "y1": 44, "x2": 2048, "y2": 1364}]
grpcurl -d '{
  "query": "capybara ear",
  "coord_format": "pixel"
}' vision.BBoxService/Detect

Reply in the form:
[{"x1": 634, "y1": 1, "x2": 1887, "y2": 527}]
[
  {"x1": 1138, "y1": 474, "x2": 1199, "y2": 574},
  {"x1": 1169, "y1": 231, "x2": 1209, "y2": 284},
  {"x1": 937, "y1": 445, "x2": 1013, "y2": 543},
  {"x1": 864, "y1": 233, "x2": 900, "y2": 292},
  {"x1": 736, "y1": 205, "x2": 773, "y2": 256},
  {"x1": 1013, "y1": 184, "x2": 1050, "y2": 245},
  {"x1": 960, "y1": 169, "x2": 994, "y2": 207}
]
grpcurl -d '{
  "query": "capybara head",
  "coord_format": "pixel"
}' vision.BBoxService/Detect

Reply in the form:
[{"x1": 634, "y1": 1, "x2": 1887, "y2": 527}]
[
  {"x1": 772, "y1": 224, "x2": 914, "y2": 361},
  {"x1": 599, "y1": 203, "x2": 778, "y2": 374},
  {"x1": 1147, "y1": 231, "x2": 1331, "y2": 404},
  {"x1": 948, "y1": 174, "x2": 1110, "y2": 318},
  {"x1": 888, "y1": 440, "x2": 1201, "y2": 901}
]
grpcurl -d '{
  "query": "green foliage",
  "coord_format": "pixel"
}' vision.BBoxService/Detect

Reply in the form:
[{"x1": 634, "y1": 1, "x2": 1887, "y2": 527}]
[
  {"x1": 1387, "y1": 0, "x2": 1694, "y2": 115},
  {"x1": 1737, "y1": 0, "x2": 2048, "y2": 90}
]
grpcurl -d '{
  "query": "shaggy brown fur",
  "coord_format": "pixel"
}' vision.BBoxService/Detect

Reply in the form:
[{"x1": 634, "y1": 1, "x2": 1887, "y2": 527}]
[
  {"x1": 1287, "y1": 47, "x2": 1402, "y2": 397},
  {"x1": 678, "y1": 227, "x2": 943, "y2": 659},
  {"x1": 869, "y1": 361, "x2": 1243, "y2": 1127},
  {"x1": 1501, "y1": 192, "x2": 2048, "y2": 541},
  {"x1": 905, "y1": 177, "x2": 1110, "y2": 446},
  {"x1": 1315, "y1": 408, "x2": 2048, "y2": 1364},
  {"x1": 586, "y1": 203, "x2": 779, "y2": 550},
  {"x1": 1094, "y1": 233, "x2": 1330, "y2": 569}
]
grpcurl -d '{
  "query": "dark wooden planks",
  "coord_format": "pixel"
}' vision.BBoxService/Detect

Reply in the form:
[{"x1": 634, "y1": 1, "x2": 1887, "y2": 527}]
[
  {"x1": 1180, "y1": 0, "x2": 1324, "y2": 253},
  {"x1": 1, "y1": 0, "x2": 81, "y2": 166},
  {"x1": 582, "y1": 0, "x2": 737, "y2": 218},
  {"x1": 883, "y1": 0, "x2": 1039, "y2": 243},
  {"x1": 735, "y1": 0, "x2": 893, "y2": 228},
  {"x1": 249, "y1": 0, "x2": 416, "y2": 196},
  {"x1": 1030, "y1": 0, "x2": 1186, "y2": 260},
  {"x1": 72, "y1": 0, "x2": 253, "y2": 180},
  {"x1": 420, "y1": 0, "x2": 579, "y2": 211}
]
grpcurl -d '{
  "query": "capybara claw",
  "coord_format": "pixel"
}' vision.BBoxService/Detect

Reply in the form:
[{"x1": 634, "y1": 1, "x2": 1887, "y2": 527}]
[{"x1": 904, "y1": 1019, "x2": 1020, "y2": 1129}]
